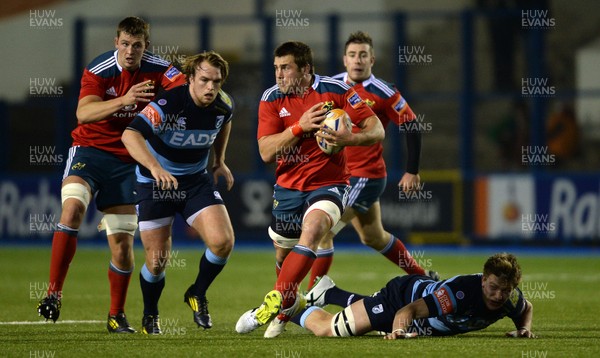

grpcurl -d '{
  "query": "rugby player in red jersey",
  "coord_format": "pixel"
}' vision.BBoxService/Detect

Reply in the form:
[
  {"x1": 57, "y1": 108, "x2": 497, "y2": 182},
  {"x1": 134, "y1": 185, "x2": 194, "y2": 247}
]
[
  {"x1": 235, "y1": 41, "x2": 385, "y2": 338},
  {"x1": 37, "y1": 16, "x2": 186, "y2": 333},
  {"x1": 309, "y1": 31, "x2": 439, "y2": 288}
]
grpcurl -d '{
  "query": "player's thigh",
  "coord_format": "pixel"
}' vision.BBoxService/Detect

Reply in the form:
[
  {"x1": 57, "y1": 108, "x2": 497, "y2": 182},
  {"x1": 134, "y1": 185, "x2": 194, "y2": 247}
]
[
  {"x1": 349, "y1": 300, "x2": 374, "y2": 336},
  {"x1": 352, "y1": 201, "x2": 386, "y2": 240},
  {"x1": 189, "y1": 204, "x2": 234, "y2": 251}
]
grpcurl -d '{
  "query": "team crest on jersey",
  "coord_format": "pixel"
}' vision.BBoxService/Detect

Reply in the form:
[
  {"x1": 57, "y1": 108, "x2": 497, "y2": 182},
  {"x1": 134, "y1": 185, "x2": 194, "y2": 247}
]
[
  {"x1": 364, "y1": 99, "x2": 376, "y2": 107},
  {"x1": 215, "y1": 115, "x2": 225, "y2": 129},
  {"x1": 321, "y1": 101, "x2": 335, "y2": 113},
  {"x1": 372, "y1": 304, "x2": 384, "y2": 314},
  {"x1": 214, "y1": 191, "x2": 222, "y2": 201},
  {"x1": 158, "y1": 99, "x2": 167, "y2": 106},
  {"x1": 347, "y1": 90, "x2": 364, "y2": 108},
  {"x1": 509, "y1": 289, "x2": 520, "y2": 306},
  {"x1": 273, "y1": 199, "x2": 279, "y2": 209}
]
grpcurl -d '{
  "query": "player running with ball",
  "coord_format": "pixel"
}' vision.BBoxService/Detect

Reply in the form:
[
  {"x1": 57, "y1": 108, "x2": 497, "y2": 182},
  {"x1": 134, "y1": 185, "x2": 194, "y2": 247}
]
[{"x1": 236, "y1": 41, "x2": 385, "y2": 338}]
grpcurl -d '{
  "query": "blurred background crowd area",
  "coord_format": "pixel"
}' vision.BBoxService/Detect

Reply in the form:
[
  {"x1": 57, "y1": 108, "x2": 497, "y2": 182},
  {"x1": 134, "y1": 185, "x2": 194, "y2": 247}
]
[{"x1": 2, "y1": 0, "x2": 599, "y2": 175}]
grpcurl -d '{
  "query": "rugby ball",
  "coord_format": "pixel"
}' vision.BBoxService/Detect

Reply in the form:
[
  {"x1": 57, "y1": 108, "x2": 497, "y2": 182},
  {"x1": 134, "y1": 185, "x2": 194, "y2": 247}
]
[{"x1": 316, "y1": 109, "x2": 352, "y2": 155}]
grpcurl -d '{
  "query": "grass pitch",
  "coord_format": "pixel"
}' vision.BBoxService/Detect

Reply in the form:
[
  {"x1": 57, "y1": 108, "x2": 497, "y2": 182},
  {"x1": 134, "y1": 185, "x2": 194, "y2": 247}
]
[{"x1": 1, "y1": 246, "x2": 599, "y2": 357}]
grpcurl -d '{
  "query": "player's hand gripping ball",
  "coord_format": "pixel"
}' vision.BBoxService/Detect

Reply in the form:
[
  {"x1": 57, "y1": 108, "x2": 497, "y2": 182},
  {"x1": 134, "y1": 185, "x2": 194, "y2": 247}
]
[{"x1": 316, "y1": 108, "x2": 352, "y2": 155}]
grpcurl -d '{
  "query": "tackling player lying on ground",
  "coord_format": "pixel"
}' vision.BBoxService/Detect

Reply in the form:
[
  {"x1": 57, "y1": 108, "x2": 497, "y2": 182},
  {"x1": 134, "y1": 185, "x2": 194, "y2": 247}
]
[
  {"x1": 122, "y1": 51, "x2": 235, "y2": 334},
  {"x1": 309, "y1": 31, "x2": 438, "y2": 288},
  {"x1": 294, "y1": 253, "x2": 536, "y2": 339},
  {"x1": 37, "y1": 16, "x2": 186, "y2": 333},
  {"x1": 236, "y1": 40, "x2": 385, "y2": 338}
]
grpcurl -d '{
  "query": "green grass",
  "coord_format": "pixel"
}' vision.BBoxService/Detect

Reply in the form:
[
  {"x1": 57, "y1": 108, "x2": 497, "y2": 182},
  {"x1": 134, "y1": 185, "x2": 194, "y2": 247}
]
[{"x1": 1, "y1": 246, "x2": 599, "y2": 357}]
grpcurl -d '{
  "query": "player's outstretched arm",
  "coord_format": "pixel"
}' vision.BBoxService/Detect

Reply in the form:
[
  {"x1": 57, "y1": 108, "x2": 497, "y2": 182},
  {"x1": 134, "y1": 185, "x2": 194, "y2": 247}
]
[
  {"x1": 76, "y1": 80, "x2": 154, "y2": 124},
  {"x1": 384, "y1": 298, "x2": 429, "y2": 340},
  {"x1": 506, "y1": 300, "x2": 536, "y2": 338},
  {"x1": 122, "y1": 128, "x2": 177, "y2": 190},
  {"x1": 212, "y1": 121, "x2": 234, "y2": 191}
]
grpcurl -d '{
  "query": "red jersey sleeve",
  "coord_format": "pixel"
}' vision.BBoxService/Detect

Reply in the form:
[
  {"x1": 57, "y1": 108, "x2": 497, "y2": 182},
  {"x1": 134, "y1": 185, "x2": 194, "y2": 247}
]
[
  {"x1": 257, "y1": 100, "x2": 284, "y2": 139},
  {"x1": 79, "y1": 70, "x2": 106, "y2": 99},
  {"x1": 340, "y1": 88, "x2": 376, "y2": 126},
  {"x1": 390, "y1": 92, "x2": 416, "y2": 125}
]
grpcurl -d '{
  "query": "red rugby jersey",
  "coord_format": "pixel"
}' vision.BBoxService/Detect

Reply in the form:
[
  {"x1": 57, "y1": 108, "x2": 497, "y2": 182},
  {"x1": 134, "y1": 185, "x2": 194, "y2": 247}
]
[
  {"x1": 258, "y1": 75, "x2": 376, "y2": 191},
  {"x1": 72, "y1": 50, "x2": 186, "y2": 162},
  {"x1": 333, "y1": 73, "x2": 416, "y2": 178}
]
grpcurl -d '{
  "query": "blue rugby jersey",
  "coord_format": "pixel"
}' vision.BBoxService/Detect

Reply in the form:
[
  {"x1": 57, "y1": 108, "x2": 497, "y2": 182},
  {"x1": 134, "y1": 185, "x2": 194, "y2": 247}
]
[
  {"x1": 127, "y1": 84, "x2": 234, "y2": 182},
  {"x1": 382, "y1": 274, "x2": 527, "y2": 336}
]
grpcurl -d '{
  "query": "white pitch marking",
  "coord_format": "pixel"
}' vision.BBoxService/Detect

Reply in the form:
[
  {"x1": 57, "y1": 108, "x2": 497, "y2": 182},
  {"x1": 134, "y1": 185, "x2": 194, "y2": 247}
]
[{"x1": 0, "y1": 320, "x2": 102, "y2": 325}]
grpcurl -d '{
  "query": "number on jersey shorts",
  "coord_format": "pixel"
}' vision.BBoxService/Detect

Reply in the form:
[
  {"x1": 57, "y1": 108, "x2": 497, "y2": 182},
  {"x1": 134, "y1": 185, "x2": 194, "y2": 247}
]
[
  {"x1": 347, "y1": 177, "x2": 387, "y2": 213},
  {"x1": 270, "y1": 184, "x2": 348, "y2": 239},
  {"x1": 63, "y1": 145, "x2": 136, "y2": 211}
]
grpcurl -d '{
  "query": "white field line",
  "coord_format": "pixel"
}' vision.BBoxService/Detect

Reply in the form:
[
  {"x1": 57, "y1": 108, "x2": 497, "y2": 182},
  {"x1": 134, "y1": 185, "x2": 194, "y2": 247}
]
[{"x1": 0, "y1": 320, "x2": 102, "y2": 325}]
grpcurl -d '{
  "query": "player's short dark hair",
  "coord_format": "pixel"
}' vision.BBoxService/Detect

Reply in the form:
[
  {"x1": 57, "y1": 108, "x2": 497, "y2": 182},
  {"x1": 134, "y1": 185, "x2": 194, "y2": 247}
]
[
  {"x1": 483, "y1": 253, "x2": 522, "y2": 288},
  {"x1": 181, "y1": 51, "x2": 229, "y2": 84},
  {"x1": 274, "y1": 41, "x2": 314, "y2": 74},
  {"x1": 344, "y1": 31, "x2": 374, "y2": 55},
  {"x1": 117, "y1": 16, "x2": 150, "y2": 41}
]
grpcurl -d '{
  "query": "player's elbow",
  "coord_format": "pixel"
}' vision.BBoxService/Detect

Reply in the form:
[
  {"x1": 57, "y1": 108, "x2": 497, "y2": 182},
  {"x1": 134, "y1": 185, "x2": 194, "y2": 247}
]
[{"x1": 259, "y1": 149, "x2": 276, "y2": 163}]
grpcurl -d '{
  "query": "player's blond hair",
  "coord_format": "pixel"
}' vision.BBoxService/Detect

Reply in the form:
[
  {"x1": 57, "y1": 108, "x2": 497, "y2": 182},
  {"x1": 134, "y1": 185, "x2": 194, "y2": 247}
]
[
  {"x1": 181, "y1": 51, "x2": 229, "y2": 84},
  {"x1": 483, "y1": 253, "x2": 522, "y2": 288},
  {"x1": 117, "y1": 16, "x2": 150, "y2": 42}
]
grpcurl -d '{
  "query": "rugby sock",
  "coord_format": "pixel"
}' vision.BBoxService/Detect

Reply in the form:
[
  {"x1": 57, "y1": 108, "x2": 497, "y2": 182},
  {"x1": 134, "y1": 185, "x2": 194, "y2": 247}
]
[
  {"x1": 108, "y1": 262, "x2": 132, "y2": 315},
  {"x1": 140, "y1": 264, "x2": 165, "y2": 316},
  {"x1": 47, "y1": 224, "x2": 78, "y2": 298},
  {"x1": 382, "y1": 234, "x2": 426, "y2": 276},
  {"x1": 276, "y1": 245, "x2": 316, "y2": 309},
  {"x1": 308, "y1": 246, "x2": 334, "y2": 290},
  {"x1": 192, "y1": 249, "x2": 228, "y2": 297},
  {"x1": 324, "y1": 286, "x2": 367, "y2": 307},
  {"x1": 293, "y1": 306, "x2": 321, "y2": 327}
]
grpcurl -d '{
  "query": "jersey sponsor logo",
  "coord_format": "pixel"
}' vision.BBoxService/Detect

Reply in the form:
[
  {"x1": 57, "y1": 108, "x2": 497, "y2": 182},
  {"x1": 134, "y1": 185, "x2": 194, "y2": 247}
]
[
  {"x1": 141, "y1": 104, "x2": 162, "y2": 128},
  {"x1": 164, "y1": 66, "x2": 182, "y2": 81},
  {"x1": 122, "y1": 104, "x2": 138, "y2": 112},
  {"x1": 434, "y1": 287, "x2": 454, "y2": 315},
  {"x1": 216, "y1": 115, "x2": 225, "y2": 129},
  {"x1": 279, "y1": 107, "x2": 291, "y2": 117},
  {"x1": 393, "y1": 97, "x2": 406, "y2": 113},
  {"x1": 371, "y1": 304, "x2": 384, "y2": 314},
  {"x1": 168, "y1": 132, "x2": 217, "y2": 147},
  {"x1": 347, "y1": 90, "x2": 364, "y2": 108},
  {"x1": 105, "y1": 86, "x2": 117, "y2": 97}
]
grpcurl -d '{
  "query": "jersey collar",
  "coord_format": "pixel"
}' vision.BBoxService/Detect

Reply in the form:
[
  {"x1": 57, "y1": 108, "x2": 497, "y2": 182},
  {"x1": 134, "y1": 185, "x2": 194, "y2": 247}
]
[{"x1": 113, "y1": 50, "x2": 123, "y2": 72}]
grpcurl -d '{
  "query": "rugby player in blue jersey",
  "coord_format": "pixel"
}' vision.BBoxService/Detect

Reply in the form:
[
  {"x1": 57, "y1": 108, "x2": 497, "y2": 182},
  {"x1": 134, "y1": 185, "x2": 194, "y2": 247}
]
[
  {"x1": 297, "y1": 253, "x2": 536, "y2": 339},
  {"x1": 122, "y1": 51, "x2": 235, "y2": 334}
]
